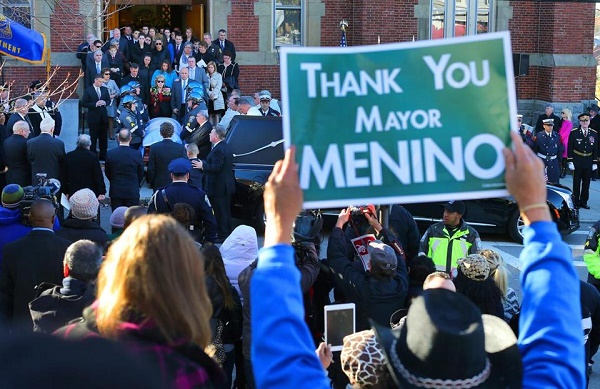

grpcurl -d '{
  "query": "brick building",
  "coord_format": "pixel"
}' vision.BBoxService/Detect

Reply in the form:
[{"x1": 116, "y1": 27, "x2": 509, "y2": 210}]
[{"x1": 2, "y1": 0, "x2": 597, "y2": 130}]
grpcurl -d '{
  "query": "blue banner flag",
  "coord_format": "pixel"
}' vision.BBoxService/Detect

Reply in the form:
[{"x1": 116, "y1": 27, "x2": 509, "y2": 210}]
[{"x1": 0, "y1": 14, "x2": 46, "y2": 64}]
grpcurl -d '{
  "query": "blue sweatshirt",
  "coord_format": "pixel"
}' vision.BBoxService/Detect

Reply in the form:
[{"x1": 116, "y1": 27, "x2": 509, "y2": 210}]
[
  {"x1": 250, "y1": 244, "x2": 329, "y2": 388},
  {"x1": 519, "y1": 221, "x2": 585, "y2": 388}
]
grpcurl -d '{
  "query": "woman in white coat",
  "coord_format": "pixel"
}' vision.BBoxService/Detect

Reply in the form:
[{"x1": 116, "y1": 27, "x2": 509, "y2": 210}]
[
  {"x1": 219, "y1": 225, "x2": 258, "y2": 303},
  {"x1": 206, "y1": 61, "x2": 226, "y2": 125}
]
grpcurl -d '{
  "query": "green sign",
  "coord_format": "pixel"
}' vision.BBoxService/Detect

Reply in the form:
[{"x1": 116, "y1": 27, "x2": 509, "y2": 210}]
[{"x1": 281, "y1": 32, "x2": 517, "y2": 209}]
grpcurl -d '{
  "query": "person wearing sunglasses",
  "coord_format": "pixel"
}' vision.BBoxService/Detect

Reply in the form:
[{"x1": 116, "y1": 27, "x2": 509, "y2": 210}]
[{"x1": 567, "y1": 112, "x2": 598, "y2": 209}]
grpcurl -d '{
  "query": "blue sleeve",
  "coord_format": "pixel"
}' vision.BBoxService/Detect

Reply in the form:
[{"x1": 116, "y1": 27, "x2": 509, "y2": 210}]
[
  {"x1": 518, "y1": 221, "x2": 585, "y2": 388},
  {"x1": 251, "y1": 244, "x2": 329, "y2": 389}
]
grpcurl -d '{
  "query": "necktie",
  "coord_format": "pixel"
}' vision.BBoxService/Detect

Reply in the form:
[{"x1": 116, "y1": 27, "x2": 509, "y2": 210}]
[
  {"x1": 182, "y1": 80, "x2": 187, "y2": 103},
  {"x1": 95, "y1": 87, "x2": 100, "y2": 98},
  {"x1": 221, "y1": 41, "x2": 224, "y2": 50},
  {"x1": 190, "y1": 69, "x2": 194, "y2": 79},
  {"x1": 177, "y1": 44, "x2": 180, "y2": 51},
  {"x1": 584, "y1": 130, "x2": 588, "y2": 138},
  {"x1": 96, "y1": 63, "x2": 101, "y2": 74}
]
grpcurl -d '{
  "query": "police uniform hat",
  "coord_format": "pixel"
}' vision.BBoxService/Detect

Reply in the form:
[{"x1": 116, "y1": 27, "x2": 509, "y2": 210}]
[
  {"x1": 516, "y1": 114, "x2": 523, "y2": 119},
  {"x1": 187, "y1": 91, "x2": 204, "y2": 104},
  {"x1": 127, "y1": 80, "x2": 140, "y2": 90},
  {"x1": 443, "y1": 200, "x2": 465, "y2": 214},
  {"x1": 542, "y1": 119, "x2": 554, "y2": 125},
  {"x1": 120, "y1": 84, "x2": 133, "y2": 97},
  {"x1": 168, "y1": 158, "x2": 192, "y2": 175},
  {"x1": 259, "y1": 90, "x2": 272, "y2": 101},
  {"x1": 122, "y1": 95, "x2": 136, "y2": 105},
  {"x1": 186, "y1": 80, "x2": 202, "y2": 92},
  {"x1": 579, "y1": 112, "x2": 591, "y2": 119}
]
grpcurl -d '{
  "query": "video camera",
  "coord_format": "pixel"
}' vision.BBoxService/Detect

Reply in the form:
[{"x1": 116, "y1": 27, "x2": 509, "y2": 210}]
[{"x1": 21, "y1": 173, "x2": 61, "y2": 226}]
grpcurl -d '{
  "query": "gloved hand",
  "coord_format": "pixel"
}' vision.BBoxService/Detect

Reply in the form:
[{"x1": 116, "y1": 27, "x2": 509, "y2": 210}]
[
  {"x1": 568, "y1": 162, "x2": 575, "y2": 171},
  {"x1": 593, "y1": 164, "x2": 598, "y2": 171}
]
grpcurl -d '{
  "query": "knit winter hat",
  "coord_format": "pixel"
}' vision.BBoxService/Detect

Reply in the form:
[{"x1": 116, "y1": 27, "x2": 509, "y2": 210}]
[
  {"x1": 341, "y1": 330, "x2": 389, "y2": 387},
  {"x1": 109, "y1": 206, "x2": 128, "y2": 228},
  {"x1": 1, "y1": 184, "x2": 24, "y2": 209},
  {"x1": 69, "y1": 189, "x2": 99, "y2": 220},
  {"x1": 458, "y1": 254, "x2": 490, "y2": 281}
]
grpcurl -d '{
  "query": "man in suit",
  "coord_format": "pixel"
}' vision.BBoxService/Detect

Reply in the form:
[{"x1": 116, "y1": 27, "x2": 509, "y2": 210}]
[
  {"x1": 3, "y1": 121, "x2": 31, "y2": 187},
  {"x1": 171, "y1": 66, "x2": 190, "y2": 125},
  {"x1": 147, "y1": 122, "x2": 185, "y2": 191},
  {"x1": 182, "y1": 57, "x2": 210, "y2": 103},
  {"x1": 76, "y1": 33, "x2": 97, "y2": 72},
  {"x1": 212, "y1": 29, "x2": 236, "y2": 63},
  {"x1": 181, "y1": 110, "x2": 212, "y2": 160},
  {"x1": 4, "y1": 99, "x2": 33, "y2": 143},
  {"x1": 172, "y1": 34, "x2": 185, "y2": 70},
  {"x1": 81, "y1": 74, "x2": 111, "y2": 161},
  {"x1": 194, "y1": 125, "x2": 235, "y2": 242},
  {"x1": 85, "y1": 50, "x2": 110, "y2": 88},
  {"x1": 63, "y1": 134, "x2": 106, "y2": 200},
  {"x1": 202, "y1": 33, "x2": 219, "y2": 65},
  {"x1": 105, "y1": 129, "x2": 144, "y2": 211},
  {"x1": 26, "y1": 116, "x2": 65, "y2": 186},
  {"x1": 0, "y1": 199, "x2": 71, "y2": 330}
]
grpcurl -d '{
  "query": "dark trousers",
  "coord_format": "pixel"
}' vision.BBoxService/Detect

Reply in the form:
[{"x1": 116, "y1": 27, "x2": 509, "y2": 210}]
[
  {"x1": 209, "y1": 193, "x2": 232, "y2": 240},
  {"x1": 174, "y1": 103, "x2": 186, "y2": 124},
  {"x1": 89, "y1": 118, "x2": 108, "y2": 160},
  {"x1": 574, "y1": 167, "x2": 592, "y2": 206},
  {"x1": 243, "y1": 357, "x2": 256, "y2": 389},
  {"x1": 110, "y1": 197, "x2": 140, "y2": 212}
]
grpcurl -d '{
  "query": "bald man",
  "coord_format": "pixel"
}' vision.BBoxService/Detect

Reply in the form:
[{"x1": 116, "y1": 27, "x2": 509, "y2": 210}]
[{"x1": 0, "y1": 199, "x2": 71, "y2": 330}]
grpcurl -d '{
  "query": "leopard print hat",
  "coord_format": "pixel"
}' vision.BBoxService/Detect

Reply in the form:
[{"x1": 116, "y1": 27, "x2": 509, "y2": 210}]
[{"x1": 341, "y1": 329, "x2": 389, "y2": 388}]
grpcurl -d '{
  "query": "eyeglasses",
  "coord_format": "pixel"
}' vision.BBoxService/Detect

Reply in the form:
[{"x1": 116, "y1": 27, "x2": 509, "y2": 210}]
[
  {"x1": 103, "y1": 73, "x2": 110, "y2": 75},
  {"x1": 95, "y1": 45, "x2": 102, "y2": 48},
  {"x1": 156, "y1": 80, "x2": 165, "y2": 83},
  {"x1": 155, "y1": 43, "x2": 162, "y2": 45},
  {"x1": 580, "y1": 119, "x2": 590, "y2": 122}
]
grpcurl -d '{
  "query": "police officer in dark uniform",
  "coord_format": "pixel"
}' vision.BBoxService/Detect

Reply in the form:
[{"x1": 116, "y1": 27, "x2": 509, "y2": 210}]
[
  {"x1": 182, "y1": 91, "x2": 206, "y2": 133},
  {"x1": 147, "y1": 158, "x2": 218, "y2": 243},
  {"x1": 118, "y1": 95, "x2": 145, "y2": 151},
  {"x1": 534, "y1": 118, "x2": 563, "y2": 184},
  {"x1": 568, "y1": 112, "x2": 598, "y2": 209},
  {"x1": 517, "y1": 114, "x2": 534, "y2": 149},
  {"x1": 127, "y1": 80, "x2": 149, "y2": 124}
]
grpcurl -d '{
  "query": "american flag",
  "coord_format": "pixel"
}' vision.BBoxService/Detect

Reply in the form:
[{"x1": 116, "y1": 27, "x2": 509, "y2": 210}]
[{"x1": 340, "y1": 31, "x2": 347, "y2": 47}]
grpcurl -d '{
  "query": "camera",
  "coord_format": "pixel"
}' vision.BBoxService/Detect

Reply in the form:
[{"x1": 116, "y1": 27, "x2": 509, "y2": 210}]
[{"x1": 20, "y1": 173, "x2": 60, "y2": 226}]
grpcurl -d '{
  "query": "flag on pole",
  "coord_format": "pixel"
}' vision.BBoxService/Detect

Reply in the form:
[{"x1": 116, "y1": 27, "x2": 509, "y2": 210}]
[
  {"x1": 339, "y1": 19, "x2": 348, "y2": 47},
  {"x1": 0, "y1": 14, "x2": 46, "y2": 64}
]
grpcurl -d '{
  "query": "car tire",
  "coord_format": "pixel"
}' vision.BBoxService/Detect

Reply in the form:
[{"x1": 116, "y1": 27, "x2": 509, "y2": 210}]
[
  {"x1": 254, "y1": 202, "x2": 266, "y2": 234},
  {"x1": 508, "y1": 209, "x2": 525, "y2": 244}
]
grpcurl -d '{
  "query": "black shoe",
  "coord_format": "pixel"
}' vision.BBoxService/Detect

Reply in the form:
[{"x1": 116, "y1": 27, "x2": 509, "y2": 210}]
[{"x1": 581, "y1": 204, "x2": 590, "y2": 209}]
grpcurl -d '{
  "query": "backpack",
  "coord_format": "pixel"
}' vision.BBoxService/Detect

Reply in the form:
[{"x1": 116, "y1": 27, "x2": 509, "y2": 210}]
[{"x1": 219, "y1": 284, "x2": 243, "y2": 344}]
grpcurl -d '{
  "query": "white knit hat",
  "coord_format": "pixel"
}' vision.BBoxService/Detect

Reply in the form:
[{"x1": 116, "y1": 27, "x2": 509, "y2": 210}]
[{"x1": 69, "y1": 188, "x2": 99, "y2": 220}]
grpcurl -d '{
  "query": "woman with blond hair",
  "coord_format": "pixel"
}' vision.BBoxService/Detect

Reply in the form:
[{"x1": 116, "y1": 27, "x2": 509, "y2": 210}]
[
  {"x1": 479, "y1": 248, "x2": 520, "y2": 323},
  {"x1": 56, "y1": 214, "x2": 226, "y2": 388}
]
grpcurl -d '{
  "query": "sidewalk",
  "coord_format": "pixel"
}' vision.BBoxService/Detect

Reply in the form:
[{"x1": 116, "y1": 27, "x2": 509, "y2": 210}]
[{"x1": 559, "y1": 173, "x2": 600, "y2": 223}]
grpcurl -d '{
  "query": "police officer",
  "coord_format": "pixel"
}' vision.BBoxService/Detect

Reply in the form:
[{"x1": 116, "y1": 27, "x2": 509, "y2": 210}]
[
  {"x1": 118, "y1": 95, "x2": 144, "y2": 150},
  {"x1": 182, "y1": 91, "x2": 206, "y2": 133},
  {"x1": 126, "y1": 80, "x2": 149, "y2": 124},
  {"x1": 568, "y1": 112, "x2": 598, "y2": 209},
  {"x1": 147, "y1": 158, "x2": 218, "y2": 243},
  {"x1": 534, "y1": 118, "x2": 563, "y2": 184}
]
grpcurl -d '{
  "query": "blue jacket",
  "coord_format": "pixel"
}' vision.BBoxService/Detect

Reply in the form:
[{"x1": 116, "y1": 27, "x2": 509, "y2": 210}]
[
  {"x1": 251, "y1": 244, "x2": 329, "y2": 389},
  {"x1": 519, "y1": 221, "x2": 585, "y2": 388},
  {"x1": 0, "y1": 207, "x2": 60, "y2": 265}
]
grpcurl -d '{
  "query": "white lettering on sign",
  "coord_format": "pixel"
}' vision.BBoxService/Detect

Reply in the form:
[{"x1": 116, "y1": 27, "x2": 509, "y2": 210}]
[
  {"x1": 299, "y1": 135, "x2": 505, "y2": 189},
  {"x1": 355, "y1": 106, "x2": 442, "y2": 133},
  {"x1": 300, "y1": 63, "x2": 403, "y2": 98},
  {"x1": 423, "y1": 54, "x2": 490, "y2": 90}
]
